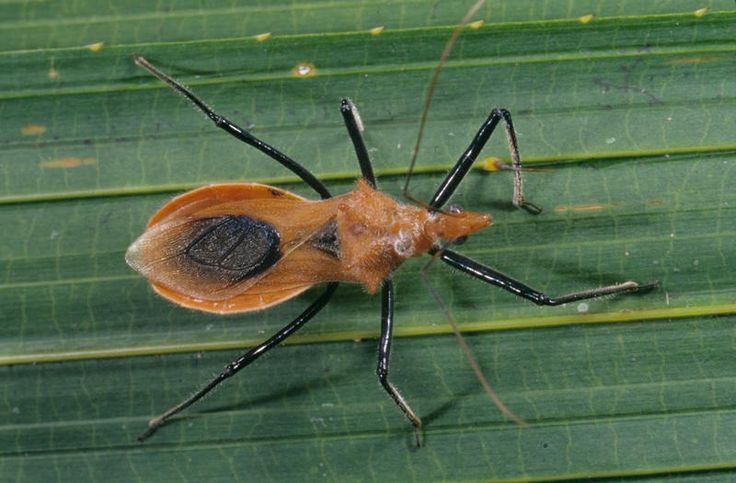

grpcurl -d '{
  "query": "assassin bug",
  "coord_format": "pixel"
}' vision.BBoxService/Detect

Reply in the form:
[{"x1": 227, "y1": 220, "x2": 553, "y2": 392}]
[{"x1": 128, "y1": 4, "x2": 655, "y2": 445}]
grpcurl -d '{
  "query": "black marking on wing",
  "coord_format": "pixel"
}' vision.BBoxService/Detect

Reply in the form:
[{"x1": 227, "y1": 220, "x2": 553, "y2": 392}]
[
  {"x1": 309, "y1": 220, "x2": 340, "y2": 258},
  {"x1": 186, "y1": 216, "x2": 280, "y2": 281}
]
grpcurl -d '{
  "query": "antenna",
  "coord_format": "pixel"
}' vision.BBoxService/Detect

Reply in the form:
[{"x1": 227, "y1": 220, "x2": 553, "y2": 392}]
[
  {"x1": 402, "y1": 0, "x2": 487, "y2": 198},
  {"x1": 404, "y1": 0, "x2": 529, "y2": 428},
  {"x1": 421, "y1": 253, "x2": 528, "y2": 428}
]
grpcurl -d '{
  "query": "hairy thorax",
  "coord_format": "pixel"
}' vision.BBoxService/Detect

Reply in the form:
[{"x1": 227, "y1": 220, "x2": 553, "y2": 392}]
[{"x1": 332, "y1": 179, "x2": 491, "y2": 292}]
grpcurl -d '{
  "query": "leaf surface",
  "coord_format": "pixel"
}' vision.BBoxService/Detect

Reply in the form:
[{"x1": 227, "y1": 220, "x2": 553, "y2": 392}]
[{"x1": 1, "y1": 1, "x2": 735, "y2": 481}]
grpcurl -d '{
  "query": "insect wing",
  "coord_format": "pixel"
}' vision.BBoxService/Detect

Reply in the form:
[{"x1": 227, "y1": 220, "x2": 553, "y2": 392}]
[
  {"x1": 127, "y1": 183, "x2": 344, "y2": 313},
  {"x1": 126, "y1": 213, "x2": 281, "y2": 302}
]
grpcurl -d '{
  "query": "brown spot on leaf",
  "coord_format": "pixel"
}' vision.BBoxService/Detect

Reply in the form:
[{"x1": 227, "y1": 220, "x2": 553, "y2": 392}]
[
  {"x1": 40, "y1": 157, "x2": 97, "y2": 169},
  {"x1": 554, "y1": 204, "x2": 613, "y2": 214},
  {"x1": 22, "y1": 125, "x2": 47, "y2": 136},
  {"x1": 664, "y1": 56, "x2": 720, "y2": 66}
]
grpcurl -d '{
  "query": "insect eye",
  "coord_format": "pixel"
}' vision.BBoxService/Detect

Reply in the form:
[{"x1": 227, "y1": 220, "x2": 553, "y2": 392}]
[{"x1": 447, "y1": 204, "x2": 464, "y2": 214}]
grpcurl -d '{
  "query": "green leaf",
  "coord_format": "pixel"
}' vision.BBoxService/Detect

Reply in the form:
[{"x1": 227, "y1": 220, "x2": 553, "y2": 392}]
[{"x1": 2, "y1": 1, "x2": 735, "y2": 480}]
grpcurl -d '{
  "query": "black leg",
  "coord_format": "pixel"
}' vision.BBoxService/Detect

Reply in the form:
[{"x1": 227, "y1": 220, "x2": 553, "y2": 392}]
[
  {"x1": 377, "y1": 277, "x2": 423, "y2": 447},
  {"x1": 134, "y1": 56, "x2": 332, "y2": 199},
  {"x1": 340, "y1": 99, "x2": 377, "y2": 187},
  {"x1": 437, "y1": 248, "x2": 657, "y2": 305},
  {"x1": 138, "y1": 282, "x2": 339, "y2": 442},
  {"x1": 430, "y1": 108, "x2": 536, "y2": 212}
]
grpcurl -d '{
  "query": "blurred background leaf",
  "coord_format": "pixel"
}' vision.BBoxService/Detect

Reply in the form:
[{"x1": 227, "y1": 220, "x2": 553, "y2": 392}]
[{"x1": 1, "y1": 0, "x2": 735, "y2": 481}]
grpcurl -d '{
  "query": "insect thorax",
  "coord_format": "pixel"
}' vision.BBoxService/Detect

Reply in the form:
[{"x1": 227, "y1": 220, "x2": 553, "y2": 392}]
[{"x1": 323, "y1": 180, "x2": 491, "y2": 293}]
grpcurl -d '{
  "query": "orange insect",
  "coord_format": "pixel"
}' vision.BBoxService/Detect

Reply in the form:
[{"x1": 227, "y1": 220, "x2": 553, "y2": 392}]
[
  {"x1": 128, "y1": 5, "x2": 655, "y2": 445},
  {"x1": 127, "y1": 177, "x2": 490, "y2": 313}
]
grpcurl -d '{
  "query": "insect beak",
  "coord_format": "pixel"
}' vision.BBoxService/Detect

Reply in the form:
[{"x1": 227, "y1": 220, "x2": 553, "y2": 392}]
[
  {"x1": 464, "y1": 212, "x2": 492, "y2": 234},
  {"x1": 429, "y1": 211, "x2": 491, "y2": 244}
]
